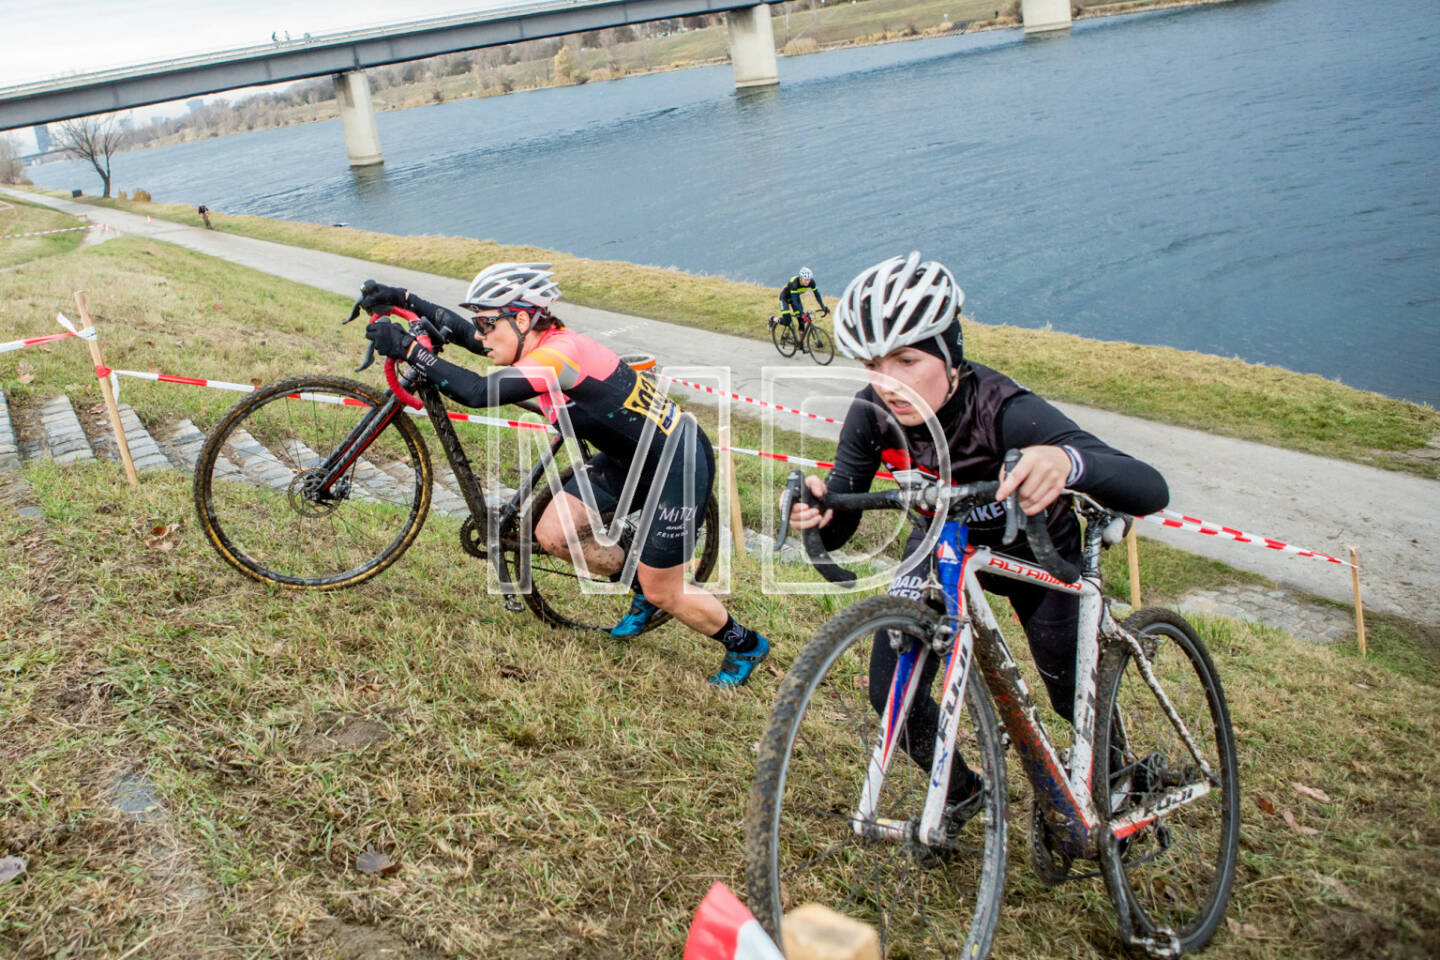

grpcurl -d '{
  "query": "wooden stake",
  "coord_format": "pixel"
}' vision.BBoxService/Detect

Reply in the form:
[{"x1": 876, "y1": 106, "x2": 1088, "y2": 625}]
[
  {"x1": 73, "y1": 291, "x2": 138, "y2": 487},
  {"x1": 1350, "y1": 545, "x2": 1367, "y2": 658},
  {"x1": 1126, "y1": 525, "x2": 1142, "y2": 609},
  {"x1": 718, "y1": 424, "x2": 745, "y2": 556}
]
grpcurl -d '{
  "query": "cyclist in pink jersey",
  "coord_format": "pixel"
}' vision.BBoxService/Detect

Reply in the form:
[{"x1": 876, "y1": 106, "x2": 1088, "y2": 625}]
[{"x1": 359, "y1": 264, "x2": 769, "y2": 686}]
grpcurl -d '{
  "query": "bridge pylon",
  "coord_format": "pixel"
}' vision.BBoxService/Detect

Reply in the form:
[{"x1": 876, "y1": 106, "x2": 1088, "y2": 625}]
[
  {"x1": 728, "y1": 5, "x2": 779, "y2": 88},
  {"x1": 334, "y1": 71, "x2": 383, "y2": 168}
]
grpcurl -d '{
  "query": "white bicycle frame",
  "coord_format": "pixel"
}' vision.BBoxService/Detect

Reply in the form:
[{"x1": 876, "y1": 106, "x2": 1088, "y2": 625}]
[{"x1": 854, "y1": 521, "x2": 1217, "y2": 856}]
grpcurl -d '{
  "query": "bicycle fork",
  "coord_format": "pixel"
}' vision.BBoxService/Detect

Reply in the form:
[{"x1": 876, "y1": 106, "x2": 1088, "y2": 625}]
[{"x1": 853, "y1": 522, "x2": 977, "y2": 848}]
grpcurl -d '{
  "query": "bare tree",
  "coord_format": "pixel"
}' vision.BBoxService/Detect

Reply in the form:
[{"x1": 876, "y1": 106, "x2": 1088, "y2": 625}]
[
  {"x1": 0, "y1": 135, "x2": 25, "y2": 184},
  {"x1": 57, "y1": 115, "x2": 128, "y2": 198}
]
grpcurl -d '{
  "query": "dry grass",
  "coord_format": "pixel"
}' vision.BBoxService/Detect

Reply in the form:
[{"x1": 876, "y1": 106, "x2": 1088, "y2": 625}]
[{"x1": 2, "y1": 222, "x2": 1436, "y2": 959}]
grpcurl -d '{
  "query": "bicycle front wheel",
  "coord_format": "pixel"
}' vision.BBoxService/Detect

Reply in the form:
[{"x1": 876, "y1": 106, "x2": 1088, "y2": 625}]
[
  {"x1": 746, "y1": 594, "x2": 1008, "y2": 959},
  {"x1": 1094, "y1": 608, "x2": 1240, "y2": 953},
  {"x1": 772, "y1": 319, "x2": 799, "y2": 357},
  {"x1": 194, "y1": 375, "x2": 432, "y2": 589},
  {"x1": 508, "y1": 464, "x2": 720, "y2": 633},
  {"x1": 807, "y1": 325, "x2": 835, "y2": 365}
]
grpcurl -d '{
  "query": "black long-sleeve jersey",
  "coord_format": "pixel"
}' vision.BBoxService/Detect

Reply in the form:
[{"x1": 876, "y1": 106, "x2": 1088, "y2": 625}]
[{"x1": 820, "y1": 362, "x2": 1169, "y2": 553}]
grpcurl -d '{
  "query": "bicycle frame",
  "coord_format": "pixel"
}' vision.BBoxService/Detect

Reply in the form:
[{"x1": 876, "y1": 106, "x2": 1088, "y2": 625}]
[
  {"x1": 856, "y1": 515, "x2": 1217, "y2": 860},
  {"x1": 305, "y1": 364, "x2": 581, "y2": 603}
]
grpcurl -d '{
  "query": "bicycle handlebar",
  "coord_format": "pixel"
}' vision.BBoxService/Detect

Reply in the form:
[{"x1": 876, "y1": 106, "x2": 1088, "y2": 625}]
[
  {"x1": 344, "y1": 301, "x2": 443, "y2": 412},
  {"x1": 775, "y1": 449, "x2": 1082, "y2": 588}
]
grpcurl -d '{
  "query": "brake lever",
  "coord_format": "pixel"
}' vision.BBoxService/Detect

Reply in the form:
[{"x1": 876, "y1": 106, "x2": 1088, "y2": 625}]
[
  {"x1": 355, "y1": 339, "x2": 377, "y2": 373},
  {"x1": 1002, "y1": 448, "x2": 1022, "y2": 545},
  {"x1": 775, "y1": 470, "x2": 803, "y2": 553}
]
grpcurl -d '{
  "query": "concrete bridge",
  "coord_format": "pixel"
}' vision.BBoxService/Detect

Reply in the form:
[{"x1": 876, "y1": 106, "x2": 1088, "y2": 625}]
[{"x1": 0, "y1": 0, "x2": 1071, "y2": 168}]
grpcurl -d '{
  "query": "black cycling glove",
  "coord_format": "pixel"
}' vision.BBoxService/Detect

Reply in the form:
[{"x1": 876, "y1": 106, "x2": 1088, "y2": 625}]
[
  {"x1": 365, "y1": 320, "x2": 416, "y2": 361},
  {"x1": 358, "y1": 280, "x2": 409, "y2": 314}
]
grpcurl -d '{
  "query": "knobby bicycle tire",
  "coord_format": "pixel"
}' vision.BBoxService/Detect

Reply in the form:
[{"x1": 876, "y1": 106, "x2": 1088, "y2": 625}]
[
  {"x1": 746, "y1": 594, "x2": 1008, "y2": 960},
  {"x1": 509, "y1": 463, "x2": 721, "y2": 633},
  {"x1": 194, "y1": 375, "x2": 432, "y2": 589},
  {"x1": 1094, "y1": 607, "x2": 1240, "y2": 954}
]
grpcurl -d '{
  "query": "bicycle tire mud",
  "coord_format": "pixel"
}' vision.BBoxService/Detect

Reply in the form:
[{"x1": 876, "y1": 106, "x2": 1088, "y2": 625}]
[
  {"x1": 1094, "y1": 607, "x2": 1240, "y2": 954},
  {"x1": 513, "y1": 463, "x2": 720, "y2": 633},
  {"x1": 745, "y1": 594, "x2": 1008, "y2": 959},
  {"x1": 193, "y1": 374, "x2": 432, "y2": 589}
]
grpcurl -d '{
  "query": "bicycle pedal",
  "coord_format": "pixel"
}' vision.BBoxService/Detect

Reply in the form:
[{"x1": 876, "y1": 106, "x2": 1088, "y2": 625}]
[{"x1": 503, "y1": 595, "x2": 524, "y2": 613}]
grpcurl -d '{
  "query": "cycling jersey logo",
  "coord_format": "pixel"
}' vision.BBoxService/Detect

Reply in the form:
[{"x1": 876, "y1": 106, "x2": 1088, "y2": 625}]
[{"x1": 623, "y1": 372, "x2": 679, "y2": 434}]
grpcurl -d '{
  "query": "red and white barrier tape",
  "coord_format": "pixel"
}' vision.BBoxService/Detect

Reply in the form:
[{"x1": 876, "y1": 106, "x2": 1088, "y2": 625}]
[
  {"x1": 1, "y1": 314, "x2": 97, "y2": 354},
  {"x1": 0, "y1": 224, "x2": 98, "y2": 240},
  {"x1": 97, "y1": 364, "x2": 1354, "y2": 569},
  {"x1": 662, "y1": 376, "x2": 844, "y2": 426},
  {"x1": 1139, "y1": 508, "x2": 1352, "y2": 566},
  {"x1": 108, "y1": 368, "x2": 553, "y2": 434}
]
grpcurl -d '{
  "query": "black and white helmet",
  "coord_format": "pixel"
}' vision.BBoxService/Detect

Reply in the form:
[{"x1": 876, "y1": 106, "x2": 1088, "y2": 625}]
[
  {"x1": 460, "y1": 262, "x2": 562, "y2": 313},
  {"x1": 798, "y1": 266, "x2": 814, "y2": 282},
  {"x1": 834, "y1": 252, "x2": 964, "y2": 361}
]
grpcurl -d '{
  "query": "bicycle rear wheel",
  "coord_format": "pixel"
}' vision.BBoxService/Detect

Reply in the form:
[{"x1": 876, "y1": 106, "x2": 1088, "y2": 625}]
[
  {"x1": 772, "y1": 319, "x2": 799, "y2": 357},
  {"x1": 746, "y1": 595, "x2": 1007, "y2": 959},
  {"x1": 508, "y1": 464, "x2": 720, "y2": 633},
  {"x1": 1094, "y1": 608, "x2": 1240, "y2": 953},
  {"x1": 807, "y1": 326, "x2": 835, "y2": 366},
  {"x1": 194, "y1": 375, "x2": 431, "y2": 589}
]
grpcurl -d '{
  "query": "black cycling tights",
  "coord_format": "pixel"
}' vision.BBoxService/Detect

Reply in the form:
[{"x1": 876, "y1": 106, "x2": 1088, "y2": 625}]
[{"x1": 868, "y1": 530, "x2": 1080, "y2": 803}]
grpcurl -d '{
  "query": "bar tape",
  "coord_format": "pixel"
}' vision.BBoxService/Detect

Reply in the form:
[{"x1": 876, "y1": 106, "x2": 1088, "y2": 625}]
[{"x1": 0, "y1": 224, "x2": 97, "y2": 240}]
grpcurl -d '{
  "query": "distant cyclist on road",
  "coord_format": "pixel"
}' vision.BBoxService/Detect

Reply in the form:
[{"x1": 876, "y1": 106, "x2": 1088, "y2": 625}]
[
  {"x1": 777, "y1": 267, "x2": 828, "y2": 331},
  {"x1": 357, "y1": 264, "x2": 771, "y2": 687}
]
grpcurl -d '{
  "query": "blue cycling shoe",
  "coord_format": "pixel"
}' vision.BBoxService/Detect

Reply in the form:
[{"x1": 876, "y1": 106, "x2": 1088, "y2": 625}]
[
  {"x1": 708, "y1": 634, "x2": 770, "y2": 687},
  {"x1": 611, "y1": 591, "x2": 661, "y2": 639}
]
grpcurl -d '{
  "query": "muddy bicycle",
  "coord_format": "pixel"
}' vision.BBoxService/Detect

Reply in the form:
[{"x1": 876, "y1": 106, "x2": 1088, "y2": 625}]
[
  {"x1": 744, "y1": 462, "x2": 1239, "y2": 958},
  {"x1": 192, "y1": 303, "x2": 719, "y2": 634}
]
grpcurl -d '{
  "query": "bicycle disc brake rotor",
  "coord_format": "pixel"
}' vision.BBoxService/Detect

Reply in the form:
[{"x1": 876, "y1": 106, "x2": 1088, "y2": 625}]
[{"x1": 288, "y1": 468, "x2": 348, "y2": 517}]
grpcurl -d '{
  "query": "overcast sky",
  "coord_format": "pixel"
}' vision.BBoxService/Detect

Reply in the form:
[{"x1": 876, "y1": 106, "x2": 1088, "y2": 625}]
[
  {"x1": 1, "y1": 0, "x2": 510, "y2": 149},
  {"x1": 1, "y1": 0, "x2": 498, "y2": 86}
]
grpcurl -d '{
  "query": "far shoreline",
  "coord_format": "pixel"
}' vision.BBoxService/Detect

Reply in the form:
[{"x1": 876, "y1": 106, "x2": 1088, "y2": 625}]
[{"x1": 37, "y1": 0, "x2": 1248, "y2": 158}]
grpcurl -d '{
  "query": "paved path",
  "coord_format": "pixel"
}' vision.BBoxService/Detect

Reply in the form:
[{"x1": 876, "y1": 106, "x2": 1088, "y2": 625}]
[{"x1": 9, "y1": 187, "x2": 1439, "y2": 620}]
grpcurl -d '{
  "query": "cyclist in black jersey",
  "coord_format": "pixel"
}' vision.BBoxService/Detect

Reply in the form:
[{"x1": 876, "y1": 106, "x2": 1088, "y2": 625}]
[
  {"x1": 786, "y1": 251, "x2": 1168, "y2": 813},
  {"x1": 360, "y1": 264, "x2": 770, "y2": 686},
  {"x1": 777, "y1": 267, "x2": 828, "y2": 331}
]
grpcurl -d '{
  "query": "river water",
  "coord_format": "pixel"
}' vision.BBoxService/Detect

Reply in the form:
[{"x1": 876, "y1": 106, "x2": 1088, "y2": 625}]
[{"x1": 28, "y1": 0, "x2": 1440, "y2": 405}]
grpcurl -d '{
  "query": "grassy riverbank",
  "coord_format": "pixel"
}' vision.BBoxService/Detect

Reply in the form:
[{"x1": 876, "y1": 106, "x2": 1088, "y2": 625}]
[
  {"x1": 2, "y1": 235, "x2": 1437, "y2": 958},
  {"x1": 0, "y1": 196, "x2": 87, "y2": 269},
  {"x1": 65, "y1": 196, "x2": 1440, "y2": 480}
]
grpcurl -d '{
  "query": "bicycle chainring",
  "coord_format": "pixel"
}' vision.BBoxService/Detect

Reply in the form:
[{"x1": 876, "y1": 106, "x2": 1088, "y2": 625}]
[
  {"x1": 459, "y1": 515, "x2": 487, "y2": 560},
  {"x1": 1028, "y1": 800, "x2": 1074, "y2": 887}
]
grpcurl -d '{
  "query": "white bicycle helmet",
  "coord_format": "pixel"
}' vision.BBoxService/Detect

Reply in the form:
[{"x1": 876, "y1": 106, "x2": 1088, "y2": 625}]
[
  {"x1": 798, "y1": 266, "x2": 814, "y2": 282},
  {"x1": 834, "y1": 251, "x2": 964, "y2": 362},
  {"x1": 460, "y1": 262, "x2": 562, "y2": 313}
]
